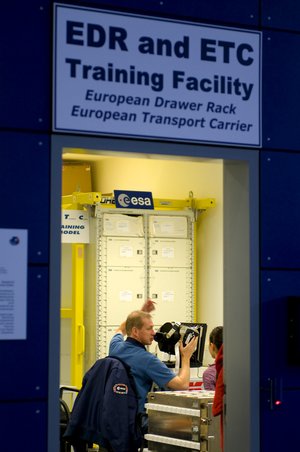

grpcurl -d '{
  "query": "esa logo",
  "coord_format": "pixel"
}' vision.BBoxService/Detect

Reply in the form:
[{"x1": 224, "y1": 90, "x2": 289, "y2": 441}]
[
  {"x1": 117, "y1": 193, "x2": 131, "y2": 207},
  {"x1": 114, "y1": 190, "x2": 154, "y2": 209}
]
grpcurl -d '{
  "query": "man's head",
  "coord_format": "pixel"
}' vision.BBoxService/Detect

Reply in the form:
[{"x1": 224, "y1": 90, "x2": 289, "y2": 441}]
[{"x1": 126, "y1": 310, "x2": 155, "y2": 346}]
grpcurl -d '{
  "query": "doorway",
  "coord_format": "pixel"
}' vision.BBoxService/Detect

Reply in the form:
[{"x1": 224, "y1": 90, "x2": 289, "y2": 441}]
[{"x1": 49, "y1": 135, "x2": 259, "y2": 452}]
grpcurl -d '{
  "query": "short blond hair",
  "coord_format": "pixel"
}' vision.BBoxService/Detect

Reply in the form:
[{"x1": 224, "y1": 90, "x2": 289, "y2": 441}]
[{"x1": 125, "y1": 310, "x2": 152, "y2": 336}]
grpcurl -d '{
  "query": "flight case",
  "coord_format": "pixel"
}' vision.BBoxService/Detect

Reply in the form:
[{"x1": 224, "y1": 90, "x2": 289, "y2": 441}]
[{"x1": 145, "y1": 390, "x2": 221, "y2": 452}]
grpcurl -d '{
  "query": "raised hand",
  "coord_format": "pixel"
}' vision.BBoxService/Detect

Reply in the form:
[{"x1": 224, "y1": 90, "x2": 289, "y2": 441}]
[{"x1": 141, "y1": 298, "x2": 156, "y2": 313}]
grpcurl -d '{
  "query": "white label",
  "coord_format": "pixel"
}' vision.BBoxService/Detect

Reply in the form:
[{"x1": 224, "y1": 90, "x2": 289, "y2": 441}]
[
  {"x1": 162, "y1": 291, "x2": 175, "y2": 302},
  {"x1": 120, "y1": 290, "x2": 133, "y2": 302},
  {"x1": 120, "y1": 245, "x2": 133, "y2": 257},
  {"x1": 0, "y1": 229, "x2": 28, "y2": 340},
  {"x1": 61, "y1": 210, "x2": 90, "y2": 243},
  {"x1": 162, "y1": 247, "x2": 175, "y2": 258}
]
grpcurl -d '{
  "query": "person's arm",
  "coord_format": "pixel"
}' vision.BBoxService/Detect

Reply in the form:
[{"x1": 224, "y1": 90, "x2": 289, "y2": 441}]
[
  {"x1": 114, "y1": 299, "x2": 156, "y2": 335},
  {"x1": 166, "y1": 336, "x2": 198, "y2": 390},
  {"x1": 115, "y1": 321, "x2": 126, "y2": 336},
  {"x1": 141, "y1": 298, "x2": 156, "y2": 313}
]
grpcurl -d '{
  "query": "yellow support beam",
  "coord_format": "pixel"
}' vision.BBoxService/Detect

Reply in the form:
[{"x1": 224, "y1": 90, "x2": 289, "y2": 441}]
[
  {"x1": 194, "y1": 198, "x2": 216, "y2": 210},
  {"x1": 71, "y1": 243, "x2": 85, "y2": 388},
  {"x1": 154, "y1": 198, "x2": 192, "y2": 209},
  {"x1": 62, "y1": 192, "x2": 102, "y2": 209},
  {"x1": 62, "y1": 192, "x2": 216, "y2": 213}
]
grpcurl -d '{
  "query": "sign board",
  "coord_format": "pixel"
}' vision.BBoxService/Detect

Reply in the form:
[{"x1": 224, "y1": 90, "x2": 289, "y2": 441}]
[
  {"x1": 53, "y1": 4, "x2": 261, "y2": 147},
  {"x1": 0, "y1": 229, "x2": 28, "y2": 340},
  {"x1": 61, "y1": 210, "x2": 90, "y2": 243},
  {"x1": 114, "y1": 190, "x2": 154, "y2": 209}
]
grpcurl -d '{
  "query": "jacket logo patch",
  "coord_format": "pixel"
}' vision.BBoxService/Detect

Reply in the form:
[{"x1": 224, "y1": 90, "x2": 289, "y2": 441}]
[{"x1": 113, "y1": 383, "x2": 128, "y2": 394}]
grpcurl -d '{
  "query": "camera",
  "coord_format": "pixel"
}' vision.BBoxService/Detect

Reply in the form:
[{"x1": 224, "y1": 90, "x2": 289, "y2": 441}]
[
  {"x1": 154, "y1": 321, "x2": 199, "y2": 355},
  {"x1": 154, "y1": 321, "x2": 207, "y2": 368}
]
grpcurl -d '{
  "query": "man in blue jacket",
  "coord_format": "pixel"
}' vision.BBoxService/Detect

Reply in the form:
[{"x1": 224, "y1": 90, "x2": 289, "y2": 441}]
[{"x1": 109, "y1": 299, "x2": 198, "y2": 430}]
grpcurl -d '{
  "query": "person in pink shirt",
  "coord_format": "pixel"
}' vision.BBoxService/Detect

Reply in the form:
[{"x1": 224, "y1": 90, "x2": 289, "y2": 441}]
[{"x1": 202, "y1": 326, "x2": 223, "y2": 390}]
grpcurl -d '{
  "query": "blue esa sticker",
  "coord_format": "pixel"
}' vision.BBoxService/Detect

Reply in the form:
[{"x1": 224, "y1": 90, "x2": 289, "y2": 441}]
[{"x1": 114, "y1": 190, "x2": 154, "y2": 209}]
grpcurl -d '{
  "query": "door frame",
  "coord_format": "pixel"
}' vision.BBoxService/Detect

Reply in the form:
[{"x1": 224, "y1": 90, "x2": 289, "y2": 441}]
[{"x1": 49, "y1": 134, "x2": 260, "y2": 452}]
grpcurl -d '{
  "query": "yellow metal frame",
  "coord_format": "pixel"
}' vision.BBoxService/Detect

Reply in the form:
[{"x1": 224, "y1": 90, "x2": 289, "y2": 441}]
[
  {"x1": 60, "y1": 244, "x2": 85, "y2": 388},
  {"x1": 71, "y1": 244, "x2": 85, "y2": 388},
  {"x1": 61, "y1": 192, "x2": 216, "y2": 384}
]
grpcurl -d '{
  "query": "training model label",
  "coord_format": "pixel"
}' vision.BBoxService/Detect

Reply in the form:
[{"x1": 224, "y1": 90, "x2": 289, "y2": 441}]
[
  {"x1": 53, "y1": 4, "x2": 262, "y2": 147},
  {"x1": 61, "y1": 210, "x2": 90, "y2": 243},
  {"x1": 0, "y1": 229, "x2": 28, "y2": 340}
]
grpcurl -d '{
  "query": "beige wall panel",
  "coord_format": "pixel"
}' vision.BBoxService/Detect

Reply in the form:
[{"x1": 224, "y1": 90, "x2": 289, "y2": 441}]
[
  {"x1": 102, "y1": 213, "x2": 144, "y2": 237},
  {"x1": 105, "y1": 237, "x2": 145, "y2": 267},
  {"x1": 149, "y1": 215, "x2": 188, "y2": 238},
  {"x1": 149, "y1": 238, "x2": 192, "y2": 268},
  {"x1": 103, "y1": 266, "x2": 146, "y2": 325},
  {"x1": 149, "y1": 267, "x2": 193, "y2": 325}
]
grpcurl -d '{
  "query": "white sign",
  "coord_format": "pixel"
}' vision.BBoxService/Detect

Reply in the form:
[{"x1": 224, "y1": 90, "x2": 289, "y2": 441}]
[
  {"x1": 120, "y1": 290, "x2": 133, "y2": 302},
  {"x1": 120, "y1": 246, "x2": 133, "y2": 258},
  {"x1": 53, "y1": 4, "x2": 261, "y2": 147},
  {"x1": 61, "y1": 210, "x2": 90, "y2": 243},
  {"x1": 0, "y1": 229, "x2": 28, "y2": 340}
]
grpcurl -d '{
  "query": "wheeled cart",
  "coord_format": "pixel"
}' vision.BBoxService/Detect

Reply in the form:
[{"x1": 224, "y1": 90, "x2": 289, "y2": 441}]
[{"x1": 145, "y1": 390, "x2": 221, "y2": 452}]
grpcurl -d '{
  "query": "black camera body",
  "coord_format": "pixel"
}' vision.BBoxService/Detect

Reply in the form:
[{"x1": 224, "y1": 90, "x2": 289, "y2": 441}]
[
  {"x1": 180, "y1": 324, "x2": 200, "y2": 346},
  {"x1": 154, "y1": 321, "x2": 207, "y2": 368}
]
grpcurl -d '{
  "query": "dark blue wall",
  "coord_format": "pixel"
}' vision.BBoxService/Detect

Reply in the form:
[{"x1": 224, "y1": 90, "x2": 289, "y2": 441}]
[{"x1": 1, "y1": 0, "x2": 300, "y2": 450}]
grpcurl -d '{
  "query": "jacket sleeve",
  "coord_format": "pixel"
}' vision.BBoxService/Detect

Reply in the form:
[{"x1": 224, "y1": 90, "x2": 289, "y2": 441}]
[{"x1": 212, "y1": 367, "x2": 224, "y2": 416}]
